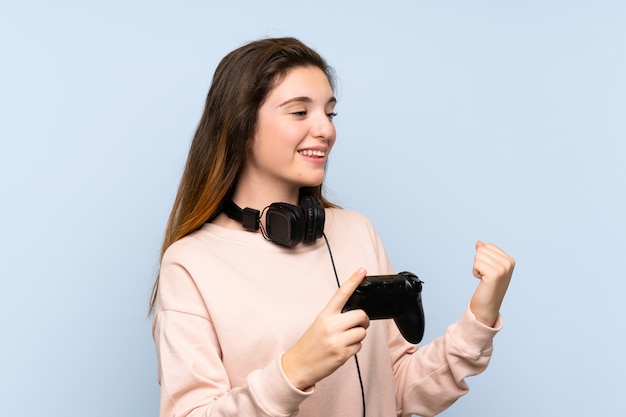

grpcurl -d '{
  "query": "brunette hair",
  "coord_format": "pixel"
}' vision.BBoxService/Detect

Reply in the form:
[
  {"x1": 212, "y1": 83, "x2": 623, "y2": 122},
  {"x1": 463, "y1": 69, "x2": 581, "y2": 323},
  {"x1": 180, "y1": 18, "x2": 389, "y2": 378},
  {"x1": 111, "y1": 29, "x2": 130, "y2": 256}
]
[{"x1": 149, "y1": 37, "x2": 337, "y2": 313}]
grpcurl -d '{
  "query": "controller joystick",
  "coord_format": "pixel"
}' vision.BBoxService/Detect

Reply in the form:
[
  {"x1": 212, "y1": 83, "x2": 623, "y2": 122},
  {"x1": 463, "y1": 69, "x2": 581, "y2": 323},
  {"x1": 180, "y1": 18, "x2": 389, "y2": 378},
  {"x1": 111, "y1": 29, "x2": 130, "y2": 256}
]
[{"x1": 342, "y1": 271, "x2": 424, "y2": 344}]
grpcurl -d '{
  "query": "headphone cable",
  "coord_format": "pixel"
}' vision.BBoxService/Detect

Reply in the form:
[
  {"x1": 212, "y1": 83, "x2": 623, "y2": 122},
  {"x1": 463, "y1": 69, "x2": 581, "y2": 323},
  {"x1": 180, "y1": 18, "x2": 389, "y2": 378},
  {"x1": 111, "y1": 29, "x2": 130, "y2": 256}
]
[{"x1": 323, "y1": 232, "x2": 366, "y2": 417}]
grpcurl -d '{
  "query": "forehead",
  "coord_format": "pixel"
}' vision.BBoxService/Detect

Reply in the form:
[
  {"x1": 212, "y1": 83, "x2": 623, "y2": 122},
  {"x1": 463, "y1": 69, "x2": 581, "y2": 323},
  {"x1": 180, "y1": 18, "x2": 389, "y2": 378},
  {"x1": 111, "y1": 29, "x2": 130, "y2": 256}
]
[{"x1": 265, "y1": 66, "x2": 334, "y2": 104}]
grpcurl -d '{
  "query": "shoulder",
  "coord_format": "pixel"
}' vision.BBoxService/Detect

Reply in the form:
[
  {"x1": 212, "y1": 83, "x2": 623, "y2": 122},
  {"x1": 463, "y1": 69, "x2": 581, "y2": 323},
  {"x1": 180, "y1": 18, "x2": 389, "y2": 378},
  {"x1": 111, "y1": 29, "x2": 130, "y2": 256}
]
[
  {"x1": 324, "y1": 208, "x2": 393, "y2": 274},
  {"x1": 156, "y1": 229, "x2": 216, "y2": 316},
  {"x1": 325, "y1": 208, "x2": 385, "y2": 250},
  {"x1": 161, "y1": 228, "x2": 208, "y2": 267},
  {"x1": 327, "y1": 207, "x2": 373, "y2": 224},
  {"x1": 326, "y1": 207, "x2": 379, "y2": 235}
]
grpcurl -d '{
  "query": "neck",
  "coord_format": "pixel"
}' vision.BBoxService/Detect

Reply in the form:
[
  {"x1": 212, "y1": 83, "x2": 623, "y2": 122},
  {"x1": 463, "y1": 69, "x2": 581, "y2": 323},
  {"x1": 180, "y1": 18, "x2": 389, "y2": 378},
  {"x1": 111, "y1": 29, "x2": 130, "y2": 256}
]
[
  {"x1": 212, "y1": 183, "x2": 301, "y2": 231},
  {"x1": 231, "y1": 182, "x2": 300, "y2": 210}
]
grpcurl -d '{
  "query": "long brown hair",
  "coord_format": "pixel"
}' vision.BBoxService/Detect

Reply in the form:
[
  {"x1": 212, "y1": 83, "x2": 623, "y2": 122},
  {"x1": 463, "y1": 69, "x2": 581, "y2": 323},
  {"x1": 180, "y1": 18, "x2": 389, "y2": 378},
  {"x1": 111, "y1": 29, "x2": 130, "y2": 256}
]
[{"x1": 149, "y1": 37, "x2": 337, "y2": 313}]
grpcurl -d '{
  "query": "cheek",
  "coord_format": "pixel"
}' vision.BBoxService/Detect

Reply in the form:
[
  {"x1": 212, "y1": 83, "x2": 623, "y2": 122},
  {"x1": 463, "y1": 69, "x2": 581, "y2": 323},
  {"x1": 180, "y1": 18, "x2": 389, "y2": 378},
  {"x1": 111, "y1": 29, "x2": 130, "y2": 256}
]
[
  {"x1": 328, "y1": 128, "x2": 337, "y2": 149},
  {"x1": 260, "y1": 120, "x2": 299, "y2": 148}
]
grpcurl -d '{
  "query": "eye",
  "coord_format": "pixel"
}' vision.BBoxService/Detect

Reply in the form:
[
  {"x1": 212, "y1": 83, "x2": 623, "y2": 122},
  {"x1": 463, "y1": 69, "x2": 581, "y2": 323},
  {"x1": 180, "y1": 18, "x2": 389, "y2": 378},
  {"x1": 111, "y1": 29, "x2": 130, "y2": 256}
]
[
  {"x1": 327, "y1": 112, "x2": 338, "y2": 120},
  {"x1": 291, "y1": 110, "x2": 307, "y2": 117}
]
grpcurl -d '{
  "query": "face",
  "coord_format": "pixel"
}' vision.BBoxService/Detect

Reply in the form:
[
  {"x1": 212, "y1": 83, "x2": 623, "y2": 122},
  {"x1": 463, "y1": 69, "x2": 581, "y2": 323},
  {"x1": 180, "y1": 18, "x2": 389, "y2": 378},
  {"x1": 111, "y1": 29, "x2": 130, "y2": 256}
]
[{"x1": 243, "y1": 66, "x2": 337, "y2": 197}]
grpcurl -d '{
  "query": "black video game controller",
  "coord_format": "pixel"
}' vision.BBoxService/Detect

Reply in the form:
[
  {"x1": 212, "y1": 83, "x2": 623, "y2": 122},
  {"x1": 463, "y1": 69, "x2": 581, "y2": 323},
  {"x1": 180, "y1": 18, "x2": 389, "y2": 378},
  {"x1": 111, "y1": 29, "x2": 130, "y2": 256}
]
[{"x1": 342, "y1": 271, "x2": 424, "y2": 344}]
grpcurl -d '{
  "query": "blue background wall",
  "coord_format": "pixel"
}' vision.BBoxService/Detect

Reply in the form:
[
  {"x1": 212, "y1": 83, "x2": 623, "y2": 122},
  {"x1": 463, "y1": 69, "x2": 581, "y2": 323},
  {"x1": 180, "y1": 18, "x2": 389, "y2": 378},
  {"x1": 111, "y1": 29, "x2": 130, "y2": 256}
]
[{"x1": 1, "y1": 1, "x2": 624, "y2": 416}]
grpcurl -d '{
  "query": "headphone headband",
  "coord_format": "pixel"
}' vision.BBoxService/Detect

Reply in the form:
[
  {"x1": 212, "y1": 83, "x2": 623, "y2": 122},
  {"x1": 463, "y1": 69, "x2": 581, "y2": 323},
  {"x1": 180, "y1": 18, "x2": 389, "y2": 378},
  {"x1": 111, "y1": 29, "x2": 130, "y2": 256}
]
[{"x1": 222, "y1": 195, "x2": 325, "y2": 247}]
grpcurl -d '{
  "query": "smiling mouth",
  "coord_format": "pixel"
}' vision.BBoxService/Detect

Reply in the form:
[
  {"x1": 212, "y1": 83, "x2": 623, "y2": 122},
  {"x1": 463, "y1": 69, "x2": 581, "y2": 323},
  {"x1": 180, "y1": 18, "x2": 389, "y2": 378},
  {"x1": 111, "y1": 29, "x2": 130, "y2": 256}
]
[{"x1": 298, "y1": 149, "x2": 326, "y2": 157}]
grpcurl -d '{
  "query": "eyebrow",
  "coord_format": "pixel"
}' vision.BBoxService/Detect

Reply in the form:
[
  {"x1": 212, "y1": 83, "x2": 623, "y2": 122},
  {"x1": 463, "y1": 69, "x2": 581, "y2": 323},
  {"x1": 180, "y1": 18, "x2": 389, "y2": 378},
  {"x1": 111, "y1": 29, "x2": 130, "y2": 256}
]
[{"x1": 278, "y1": 96, "x2": 337, "y2": 108}]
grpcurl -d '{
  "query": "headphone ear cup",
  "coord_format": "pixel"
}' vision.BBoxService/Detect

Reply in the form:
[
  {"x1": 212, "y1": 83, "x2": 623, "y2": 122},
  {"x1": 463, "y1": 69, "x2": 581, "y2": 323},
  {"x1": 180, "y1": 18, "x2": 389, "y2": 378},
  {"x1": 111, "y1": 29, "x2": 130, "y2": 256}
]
[
  {"x1": 300, "y1": 195, "x2": 325, "y2": 243},
  {"x1": 265, "y1": 203, "x2": 305, "y2": 247}
]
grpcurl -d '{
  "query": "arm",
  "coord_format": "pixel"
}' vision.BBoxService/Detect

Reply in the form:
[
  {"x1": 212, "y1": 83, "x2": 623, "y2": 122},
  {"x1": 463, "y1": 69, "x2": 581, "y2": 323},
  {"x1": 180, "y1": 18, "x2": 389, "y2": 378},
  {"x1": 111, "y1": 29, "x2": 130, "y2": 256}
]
[
  {"x1": 153, "y1": 310, "x2": 312, "y2": 417},
  {"x1": 281, "y1": 268, "x2": 371, "y2": 390},
  {"x1": 392, "y1": 242, "x2": 514, "y2": 417},
  {"x1": 154, "y1": 253, "x2": 371, "y2": 416},
  {"x1": 390, "y1": 307, "x2": 501, "y2": 417},
  {"x1": 469, "y1": 241, "x2": 515, "y2": 327},
  {"x1": 153, "y1": 258, "x2": 314, "y2": 417}
]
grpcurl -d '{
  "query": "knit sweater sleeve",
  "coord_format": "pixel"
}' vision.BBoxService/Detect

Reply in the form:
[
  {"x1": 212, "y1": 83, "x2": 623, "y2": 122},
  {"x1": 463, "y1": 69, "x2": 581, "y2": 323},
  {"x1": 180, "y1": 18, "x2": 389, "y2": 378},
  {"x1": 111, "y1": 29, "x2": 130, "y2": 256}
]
[
  {"x1": 387, "y1": 308, "x2": 502, "y2": 417},
  {"x1": 362, "y1": 214, "x2": 502, "y2": 417},
  {"x1": 152, "y1": 245, "x2": 313, "y2": 417}
]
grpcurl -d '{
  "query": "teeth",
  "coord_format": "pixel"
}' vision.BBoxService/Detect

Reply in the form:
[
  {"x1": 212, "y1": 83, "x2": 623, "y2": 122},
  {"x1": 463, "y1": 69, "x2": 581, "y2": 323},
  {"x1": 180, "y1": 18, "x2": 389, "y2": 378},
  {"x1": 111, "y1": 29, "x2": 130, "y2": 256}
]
[{"x1": 299, "y1": 150, "x2": 326, "y2": 157}]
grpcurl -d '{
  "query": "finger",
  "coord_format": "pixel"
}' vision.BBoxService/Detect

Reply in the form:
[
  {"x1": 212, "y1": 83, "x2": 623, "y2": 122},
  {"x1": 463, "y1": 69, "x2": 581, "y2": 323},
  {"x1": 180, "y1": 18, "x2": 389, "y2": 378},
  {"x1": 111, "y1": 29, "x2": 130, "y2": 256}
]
[
  {"x1": 342, "y1": 325, "x2": 368, "y2": 347},
  {"x1": 473, "y1": 241, "x2": 497, "y2": 277},
  {"x1": 474, "y1": 250, "x2": 514, "y2": 280},
  {"x1": 477, "y1": 242, "x2": 511, "y2": 261},
  {"x1": 473, "y1": 248, "x2": 500, "y2": 278},
  {"x1": 472, "y1": 267, "x2": 480, "y2": 279},
  {"x1": 474, "y1": 249, "x2": 499, "y2": 269},
  {"x1": 473, "y1": 251, "x2": 502, "y2": 278},
  {"x1": 476, "y1": 244, "x2": 515, "y2": 271},
  {"x1": 325, "y1": 268, "x2": 367, "y2": 313},
  {"x1": 340, "y1": 309, "x2": 370, "y2": 330}
]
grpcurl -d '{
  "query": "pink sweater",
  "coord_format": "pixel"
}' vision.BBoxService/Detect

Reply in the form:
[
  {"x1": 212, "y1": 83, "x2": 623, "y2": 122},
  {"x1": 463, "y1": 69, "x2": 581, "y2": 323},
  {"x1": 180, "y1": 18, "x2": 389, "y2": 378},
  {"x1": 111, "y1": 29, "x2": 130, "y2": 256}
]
[{"x1": 153, "y1": 208, "x2": 501, "y2": 417}]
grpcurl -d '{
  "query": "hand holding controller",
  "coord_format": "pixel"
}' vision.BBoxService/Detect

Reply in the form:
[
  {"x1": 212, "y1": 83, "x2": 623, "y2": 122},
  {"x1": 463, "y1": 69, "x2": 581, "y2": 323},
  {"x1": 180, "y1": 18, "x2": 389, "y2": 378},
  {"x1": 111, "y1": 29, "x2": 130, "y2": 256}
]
[{"x1": 342, "y1": 271, "x2": 425, "y2": 344}]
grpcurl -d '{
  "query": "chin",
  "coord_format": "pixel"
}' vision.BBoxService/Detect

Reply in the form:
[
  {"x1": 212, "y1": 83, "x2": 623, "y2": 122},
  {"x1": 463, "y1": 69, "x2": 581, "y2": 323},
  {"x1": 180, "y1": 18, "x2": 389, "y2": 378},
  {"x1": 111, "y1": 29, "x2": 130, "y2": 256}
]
[
  {"x1": 299, "y1": 177, "x2": 325, "y2": 188},
  {"x1": 290, "y1": 168, "x2": 327, "y2": 190}
]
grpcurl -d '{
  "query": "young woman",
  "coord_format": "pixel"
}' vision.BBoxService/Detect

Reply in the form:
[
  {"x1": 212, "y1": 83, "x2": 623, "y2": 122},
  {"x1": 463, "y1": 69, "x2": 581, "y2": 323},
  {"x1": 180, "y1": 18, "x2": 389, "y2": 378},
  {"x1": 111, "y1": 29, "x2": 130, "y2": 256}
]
[{"x1": 150, "y1": 37, "x2": 515, "y2": 417}]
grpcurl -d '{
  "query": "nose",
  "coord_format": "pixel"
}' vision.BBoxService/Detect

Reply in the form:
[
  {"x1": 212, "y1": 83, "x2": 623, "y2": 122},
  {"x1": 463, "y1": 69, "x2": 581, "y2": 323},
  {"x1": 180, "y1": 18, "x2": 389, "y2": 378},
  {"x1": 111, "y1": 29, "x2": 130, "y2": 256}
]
[{"x1": 311, "y1": 111, "x2": 336, "y2": 141}]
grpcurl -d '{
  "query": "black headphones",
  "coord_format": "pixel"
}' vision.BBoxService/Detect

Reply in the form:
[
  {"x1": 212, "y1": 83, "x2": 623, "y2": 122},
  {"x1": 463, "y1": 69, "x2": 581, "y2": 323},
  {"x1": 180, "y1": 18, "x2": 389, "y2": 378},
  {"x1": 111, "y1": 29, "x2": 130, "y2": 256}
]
[{"x1": 222, "y1": 194, "x2": 325, "y2": 247}]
